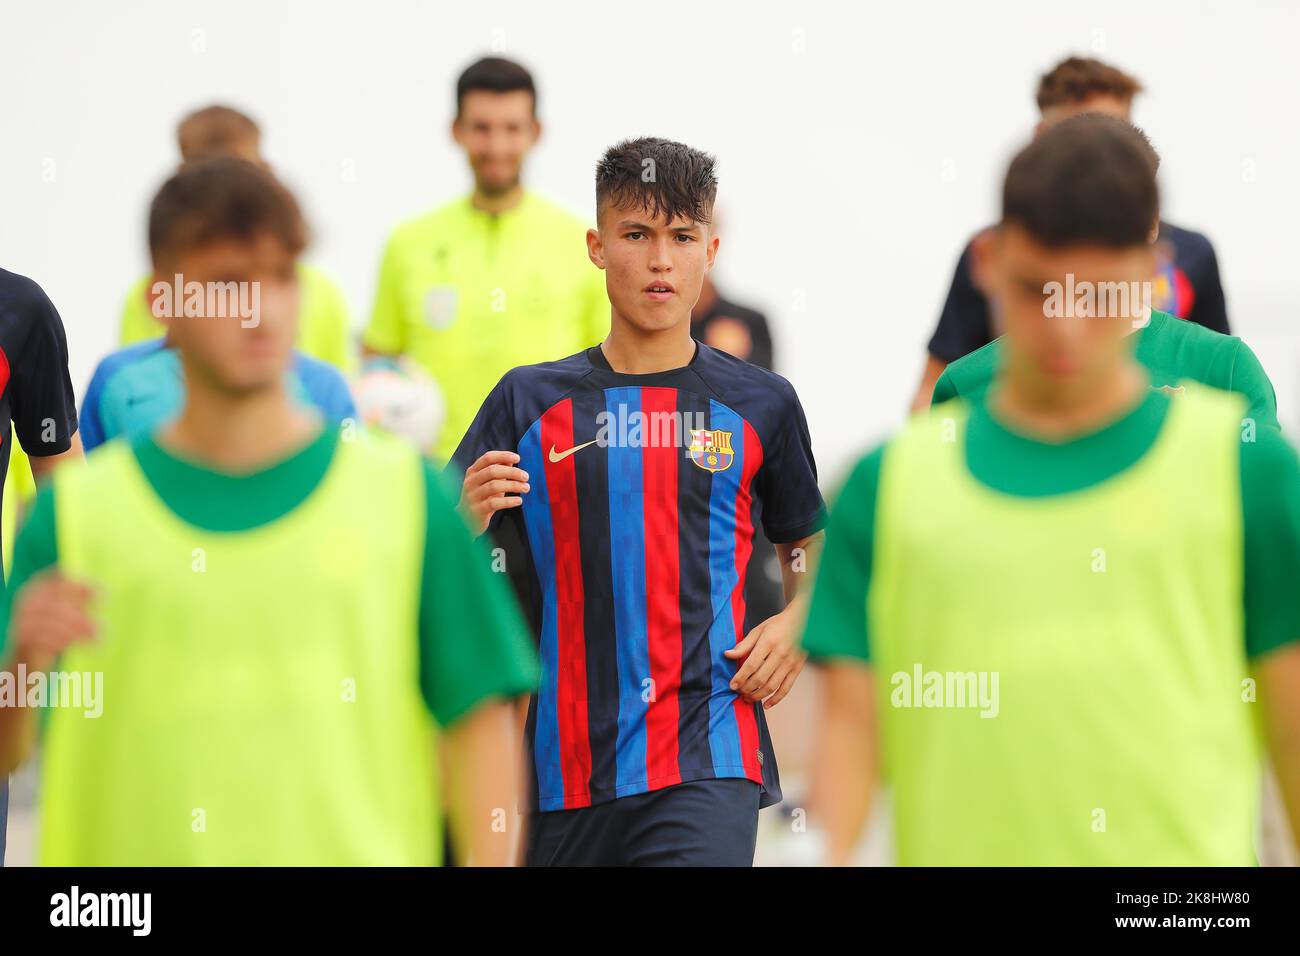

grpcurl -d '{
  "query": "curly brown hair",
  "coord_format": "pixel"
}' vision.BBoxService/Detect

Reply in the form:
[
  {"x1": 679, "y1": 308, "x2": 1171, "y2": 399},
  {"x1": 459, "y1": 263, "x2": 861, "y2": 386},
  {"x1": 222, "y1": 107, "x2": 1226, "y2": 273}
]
[{"x1": 1036, "y1": 57, "x2": 1143, "y2": 111}]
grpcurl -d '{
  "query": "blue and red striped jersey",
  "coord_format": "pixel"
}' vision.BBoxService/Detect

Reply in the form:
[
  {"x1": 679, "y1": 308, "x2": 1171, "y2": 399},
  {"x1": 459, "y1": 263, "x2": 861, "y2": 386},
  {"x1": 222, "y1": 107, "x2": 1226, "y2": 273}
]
[{"x1": 451, "y1": 343, "x2": 824, "y2": 812}]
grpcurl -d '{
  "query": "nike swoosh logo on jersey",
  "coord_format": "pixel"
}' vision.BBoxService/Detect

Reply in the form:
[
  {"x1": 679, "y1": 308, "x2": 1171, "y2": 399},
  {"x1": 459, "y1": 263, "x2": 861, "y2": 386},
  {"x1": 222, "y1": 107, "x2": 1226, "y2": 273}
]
[{"x1": 548, "y1": 439, "x2": 600, "y2": 463}]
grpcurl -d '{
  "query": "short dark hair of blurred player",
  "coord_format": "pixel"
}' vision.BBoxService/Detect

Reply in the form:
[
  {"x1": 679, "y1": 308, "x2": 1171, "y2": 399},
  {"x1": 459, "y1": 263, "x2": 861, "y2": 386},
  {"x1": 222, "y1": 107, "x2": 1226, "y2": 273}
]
[
  {"x1": 450, "y1": 137, "x2": 827, "y2": 866},
  {"x1": 117, "y1": 104, "x2": 354, "y2": 371},
  {"x1": 363, "y1": 56, "x2": 607, "y2": 462},
  {"x1": 0, "y1": 157, "x2": 537, "y2": 865},
  {"x1": 910, "y1": 55, "x2": 1232, "y2": 410},
  {"x1": 805, "y1": 114, "x2": 1300, "y2": 865}
]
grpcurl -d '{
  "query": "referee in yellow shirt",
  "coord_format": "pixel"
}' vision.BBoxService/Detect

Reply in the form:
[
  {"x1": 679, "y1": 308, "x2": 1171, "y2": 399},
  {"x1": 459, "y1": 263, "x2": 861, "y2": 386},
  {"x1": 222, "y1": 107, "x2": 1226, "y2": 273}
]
[{"x1": 363, "y1": 57, "x2": 607, "y2": 462}]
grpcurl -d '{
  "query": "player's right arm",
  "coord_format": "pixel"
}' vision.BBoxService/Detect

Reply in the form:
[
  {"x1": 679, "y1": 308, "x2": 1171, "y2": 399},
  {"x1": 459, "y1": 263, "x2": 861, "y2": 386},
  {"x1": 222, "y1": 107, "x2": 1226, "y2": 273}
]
[
  {"x1": 799, "y1": 448, "x2": 884, "y2": 864},
  {"x1": 1258, "y1": 646, "x2": 1300, "y2": 850},
  {"x1": 443, "y1": 698, "x2": 530, "y2": 866},
  {"x1": 1241, "y1": 427, "x2": 1300, "y2": 850},
  {"x1": 459, "y1": 451, "x2": 529, "y2": 536},
  {"x1": 419, "y1": 464, "x2": 538, "y2": 865},
  {"x1": 0, "y1": 572, "x2": 96, "y2": 774},
  {"x1": 447, "y1": 375, "x2": 531, "y2": 536},
  {"x1": 0, "y1": 489, "x2": 95, "y2": 774},
  {"x1": 814, "y1": 662, "x2": 878, "y2": 865}
]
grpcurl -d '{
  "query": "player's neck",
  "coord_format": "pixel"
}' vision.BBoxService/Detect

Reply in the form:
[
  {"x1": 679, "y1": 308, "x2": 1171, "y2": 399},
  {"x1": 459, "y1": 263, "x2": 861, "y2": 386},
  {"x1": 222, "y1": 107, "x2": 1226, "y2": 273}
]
[
  {"x1": 992, "y1": 359, "x2": 1149, "y2": 441},
  {"x1": 471, "y1": 182, "x2": 525, "y2": 215},
  {"x1": 601, "y1": 319, "x2": 696, "y2": 374},
  {"x1": 163, "y1": 380, "x2": 320, "y2": 472}
]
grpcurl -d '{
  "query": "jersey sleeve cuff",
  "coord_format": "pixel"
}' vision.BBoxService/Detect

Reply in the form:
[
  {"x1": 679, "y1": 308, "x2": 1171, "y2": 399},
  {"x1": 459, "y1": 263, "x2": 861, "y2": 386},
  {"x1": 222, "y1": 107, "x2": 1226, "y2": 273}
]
[
  {"x1": 804, "y1": 646, "x2": 871, "y2": 666},
  {"x1": 20, "y1": 417, "x2": 79, "y2": 457},
  {"x1": 765, "y1": 508, "x2": 827, "y2": 544},
  {"x1": 433, "y1": 674, "x2": 538, "y2": 729}
]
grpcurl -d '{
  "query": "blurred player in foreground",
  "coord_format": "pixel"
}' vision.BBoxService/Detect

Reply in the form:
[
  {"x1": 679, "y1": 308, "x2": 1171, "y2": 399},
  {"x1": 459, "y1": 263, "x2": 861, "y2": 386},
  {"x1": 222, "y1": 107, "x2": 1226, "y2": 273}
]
[
  {"x1": 0, "y1": 158, "x2": 536, "y2": 865},
  {"x1": 805, "y1": 115, "x2": 1300, "y2": 865},
  {"x1": 452, "y1": 138, "x2": 826, "y2": 866}
]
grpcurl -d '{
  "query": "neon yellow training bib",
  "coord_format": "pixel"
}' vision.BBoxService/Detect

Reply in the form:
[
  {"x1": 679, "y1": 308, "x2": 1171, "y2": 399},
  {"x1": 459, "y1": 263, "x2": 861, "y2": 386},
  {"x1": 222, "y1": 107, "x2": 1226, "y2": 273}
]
[
  {"x1": 41, "y1": 432, "x2": 438, "y2": 865},
  {"x1": 871, "y1": 382, "x2": 1258, "y2": 865}
]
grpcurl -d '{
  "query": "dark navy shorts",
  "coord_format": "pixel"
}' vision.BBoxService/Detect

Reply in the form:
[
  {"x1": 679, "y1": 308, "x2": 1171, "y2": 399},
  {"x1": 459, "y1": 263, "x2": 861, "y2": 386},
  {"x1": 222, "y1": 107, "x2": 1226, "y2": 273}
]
[{"x1": 525, "y1": 777, "x2": 761, "y2": 867}]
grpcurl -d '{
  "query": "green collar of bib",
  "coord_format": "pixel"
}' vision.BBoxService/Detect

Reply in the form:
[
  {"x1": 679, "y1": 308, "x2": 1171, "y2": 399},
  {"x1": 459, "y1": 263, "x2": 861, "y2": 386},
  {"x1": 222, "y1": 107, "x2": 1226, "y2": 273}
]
[
  {"x1": 130, "y1": 426, "x2": 339, "y2": 532},
  {"x1": 965, "y1": 388, "x2": 1172, "y2": 497}
]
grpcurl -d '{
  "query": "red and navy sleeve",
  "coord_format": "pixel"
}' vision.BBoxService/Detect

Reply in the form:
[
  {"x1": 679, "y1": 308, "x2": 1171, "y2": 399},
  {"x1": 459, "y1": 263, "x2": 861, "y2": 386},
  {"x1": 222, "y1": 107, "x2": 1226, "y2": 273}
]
[{"x1": 447, "y1": 357, "x2": 593, "y2": 484}]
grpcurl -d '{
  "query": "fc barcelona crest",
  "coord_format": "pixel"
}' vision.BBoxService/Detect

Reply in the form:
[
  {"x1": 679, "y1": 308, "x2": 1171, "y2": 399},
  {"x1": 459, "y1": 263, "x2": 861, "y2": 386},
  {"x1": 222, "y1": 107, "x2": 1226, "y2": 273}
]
[{"x1": 689, "y1": 428, "x2": 734, "y2": 473}]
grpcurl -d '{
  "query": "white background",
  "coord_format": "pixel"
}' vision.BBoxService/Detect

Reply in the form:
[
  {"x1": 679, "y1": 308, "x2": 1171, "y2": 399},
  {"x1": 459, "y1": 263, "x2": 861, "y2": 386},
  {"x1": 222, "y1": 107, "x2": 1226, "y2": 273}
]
[{"x1": 2, "y1": 0, "x2": 1298, "y2": 482}]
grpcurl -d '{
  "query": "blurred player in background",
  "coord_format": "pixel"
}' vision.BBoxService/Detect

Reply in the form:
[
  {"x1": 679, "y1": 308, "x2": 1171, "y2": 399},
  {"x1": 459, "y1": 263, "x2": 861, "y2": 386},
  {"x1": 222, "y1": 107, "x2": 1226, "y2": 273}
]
[
  {"x1": 911, "y1": 55, "x2": 1233, "y2": 410},
  {"x1": 692, "y1": 274, "x2": 775, "y2": 373},
  {"x1": 806, "y1": 115, "x2": 1300, "y2": 865},
  {"x1": 117, "y1": 105, "x2": 354, "y2": 371},
  {"x1": 452, "y1": 138, "x2": 825, "y2": 866},
  {"x1": 932, "y1": 127, "x2": 1278, "y2": 430},
  {"x1": 0, "y1": 268, "x2": 82, "y2": 865},
  {"x1": 0, "y1": 158, "x2": 536, "y2": 865},
  {"x1": 363, "y1": 56, "x2": 607, "y2": 462}
]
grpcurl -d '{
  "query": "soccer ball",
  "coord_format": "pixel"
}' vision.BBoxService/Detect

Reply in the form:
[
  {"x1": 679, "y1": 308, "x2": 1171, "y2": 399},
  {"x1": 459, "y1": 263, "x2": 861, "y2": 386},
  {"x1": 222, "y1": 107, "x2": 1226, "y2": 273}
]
[{"x1": 350, "y1": 358, "x2": 444, "y2": 456}]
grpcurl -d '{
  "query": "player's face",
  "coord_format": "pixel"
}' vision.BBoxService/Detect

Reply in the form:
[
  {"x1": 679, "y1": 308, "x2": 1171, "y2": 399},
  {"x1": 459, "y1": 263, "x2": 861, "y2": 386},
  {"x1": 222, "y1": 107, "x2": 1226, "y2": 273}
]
[
  {"x1": 452, "y1": 90, "x2": 540, "y2": 195},
  {"x1": 1037, "y1": 94, "x2": 1131, "y2": 133},
  {"x1": 974, "y1": 223, "x2": 1154, "y2": 392},
  {"x1": 588, "y1": 202, "x2": 719, "y2": 335},
  {"x1": 156, "y1": 234, "x2": 299, "y2": 396}
]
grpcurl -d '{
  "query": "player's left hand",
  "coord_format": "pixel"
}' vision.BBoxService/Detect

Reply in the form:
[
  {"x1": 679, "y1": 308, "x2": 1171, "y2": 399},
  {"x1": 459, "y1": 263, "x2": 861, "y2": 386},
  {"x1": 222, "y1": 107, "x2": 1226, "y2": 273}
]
[{"x1": 724, "y1": 606, "x2": 807, "y2": 709}]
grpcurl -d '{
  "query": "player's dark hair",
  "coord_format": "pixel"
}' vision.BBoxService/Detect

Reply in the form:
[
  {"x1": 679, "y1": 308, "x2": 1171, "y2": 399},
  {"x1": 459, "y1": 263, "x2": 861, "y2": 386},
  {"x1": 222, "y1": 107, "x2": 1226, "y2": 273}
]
[
  {"x1": 595, "y1": 137, "x2": 718, "y2": 225},
  {"x1": 149, "y1": 157, "x2": 307, "y2": 266},
  {"x1": 177, "y1": 105, "x2": 261, "y2": 163},
  {"x1": 1036, "y1": 56, "x2": 1143, "y2": 111},
  {"x1": 456, "y1": 56, "x2": 537, "y2": 117},
  {"x1": 1001, "y1": 114, "x2": 1159, "y2": 249}
]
